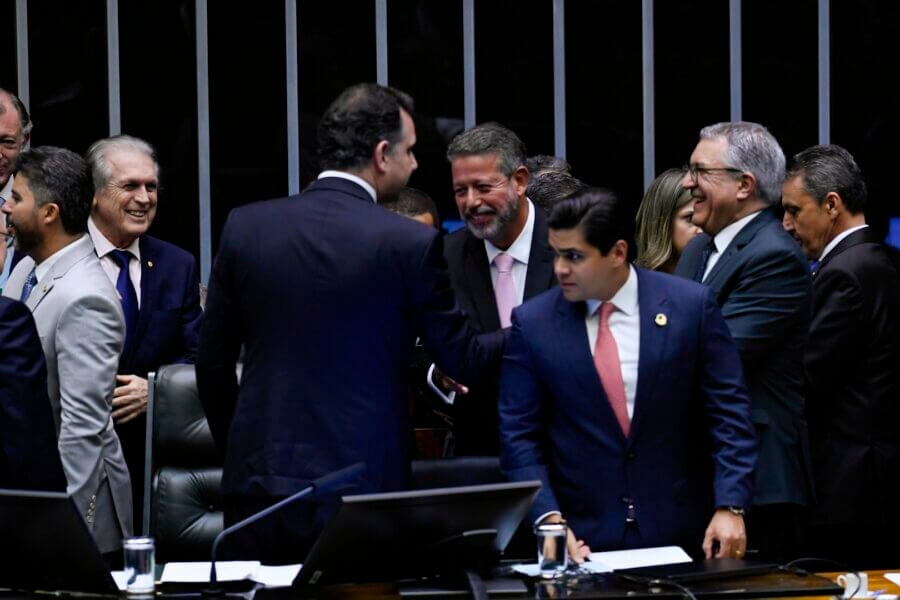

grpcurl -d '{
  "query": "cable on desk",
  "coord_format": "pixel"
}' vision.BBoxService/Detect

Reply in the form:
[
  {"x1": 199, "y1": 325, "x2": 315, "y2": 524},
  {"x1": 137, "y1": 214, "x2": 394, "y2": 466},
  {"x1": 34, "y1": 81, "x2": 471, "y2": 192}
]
[{"x1": 782, "y1": 557, "x2": 862, "y2": 598}]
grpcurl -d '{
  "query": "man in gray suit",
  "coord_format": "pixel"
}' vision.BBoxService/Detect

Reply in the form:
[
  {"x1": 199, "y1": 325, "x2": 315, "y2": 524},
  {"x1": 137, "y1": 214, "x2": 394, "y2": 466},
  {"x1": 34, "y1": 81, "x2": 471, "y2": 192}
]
[{"x1": 1, "y1": 146, "x2": 132, "y2": 556}]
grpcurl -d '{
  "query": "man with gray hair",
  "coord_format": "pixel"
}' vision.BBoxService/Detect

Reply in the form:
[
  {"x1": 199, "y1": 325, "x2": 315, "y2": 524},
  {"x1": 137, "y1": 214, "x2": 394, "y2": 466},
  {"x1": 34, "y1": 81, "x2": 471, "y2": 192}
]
[
  {"x1": 0, "y1": 88, "x2": 31, "y2": 292},
  {"x1": 433, "y1": 123, "x2": 555, "y2": 456},
  {"x1": 675, "y1": 122, "x2": 813, "y2": 562},
  {"x1": 85, "y1": 135, "x2": 202, "y2": 533}
]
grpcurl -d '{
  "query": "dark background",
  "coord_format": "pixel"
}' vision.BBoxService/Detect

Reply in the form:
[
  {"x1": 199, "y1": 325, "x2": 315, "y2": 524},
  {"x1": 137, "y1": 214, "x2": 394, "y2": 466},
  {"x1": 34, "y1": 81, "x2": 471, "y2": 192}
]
[{"x1": 2, "y1": 0, "x2": 898, "y2": 264}]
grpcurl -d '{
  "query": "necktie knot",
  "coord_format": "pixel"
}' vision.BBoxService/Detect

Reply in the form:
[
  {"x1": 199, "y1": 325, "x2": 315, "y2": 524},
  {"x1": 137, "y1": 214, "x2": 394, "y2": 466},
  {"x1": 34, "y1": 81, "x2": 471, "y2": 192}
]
[
  {"x1": 110, "y1": 249, "x2": 132, "y2": 270},
  {"x1": 494, "y1": 252, "x2": 514, "y2": 273},
  {"x1": 598, "y1": 301, "x2": 616, "y2": 324}
]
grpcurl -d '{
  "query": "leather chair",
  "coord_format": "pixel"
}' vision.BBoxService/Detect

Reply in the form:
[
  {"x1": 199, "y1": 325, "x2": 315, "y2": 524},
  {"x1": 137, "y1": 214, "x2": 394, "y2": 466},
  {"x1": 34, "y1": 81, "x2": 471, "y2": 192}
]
[{"x1": 145, "y1": 364, "x2": 223, "y2": 563}]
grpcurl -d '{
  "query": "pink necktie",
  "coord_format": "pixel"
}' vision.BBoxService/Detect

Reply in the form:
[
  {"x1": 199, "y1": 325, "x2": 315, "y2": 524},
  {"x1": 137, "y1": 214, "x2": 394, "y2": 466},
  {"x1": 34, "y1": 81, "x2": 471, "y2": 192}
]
[
  {"x1": 493, "y1": 253, "x2": 516, "y2": 328},
  {"x1": 594, "y1": 302, "x2": 630, "y2": 436}
]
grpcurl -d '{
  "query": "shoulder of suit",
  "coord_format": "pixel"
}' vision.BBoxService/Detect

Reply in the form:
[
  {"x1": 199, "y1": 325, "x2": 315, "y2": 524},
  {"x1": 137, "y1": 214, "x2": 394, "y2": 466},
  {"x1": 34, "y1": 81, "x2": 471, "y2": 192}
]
[
  {"x1": 515, "y1": 285, "x2": 563, "y2": 320},
  {"x1": 140, "y1": 234, "x2": 195, "y2": 263}
]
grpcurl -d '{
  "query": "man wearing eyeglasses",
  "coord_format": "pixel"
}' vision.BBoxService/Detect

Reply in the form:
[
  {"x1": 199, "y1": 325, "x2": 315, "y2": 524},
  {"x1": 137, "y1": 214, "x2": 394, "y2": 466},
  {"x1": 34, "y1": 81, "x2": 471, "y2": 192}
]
[
  {"x1": 0, "y1": 89, "x2": 31, "y2": 293},
  {"x1": 674, "y1": 122, "x2": 813, "y2": 563}
]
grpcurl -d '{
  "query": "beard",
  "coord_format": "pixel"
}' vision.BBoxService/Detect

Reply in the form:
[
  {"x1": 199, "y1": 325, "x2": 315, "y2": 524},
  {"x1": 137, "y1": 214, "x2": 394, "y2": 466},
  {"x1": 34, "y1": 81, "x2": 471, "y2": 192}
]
[
  {"x1": 9, "y1": 221, "x2": 41, "y2": 255},
  {"x1": 464, "y1": 192, "x2": 520, "y2": 243}
]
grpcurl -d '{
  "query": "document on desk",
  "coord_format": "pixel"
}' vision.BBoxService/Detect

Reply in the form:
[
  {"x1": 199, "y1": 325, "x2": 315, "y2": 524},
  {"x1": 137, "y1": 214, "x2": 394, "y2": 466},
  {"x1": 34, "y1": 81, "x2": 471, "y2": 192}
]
[
  {"x1": 512, "y1": 545, "x2": 691, "y2": 577},
  {"x1": 158, "y1": 561, "x2": 303, "y2": 587}
]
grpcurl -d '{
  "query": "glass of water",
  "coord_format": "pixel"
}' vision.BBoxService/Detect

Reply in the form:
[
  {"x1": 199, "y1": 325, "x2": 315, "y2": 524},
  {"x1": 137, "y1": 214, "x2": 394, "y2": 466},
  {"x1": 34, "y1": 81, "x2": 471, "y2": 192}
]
[
  {"x1": 122, "y1": 536, "x2": 155, "y2": 594},
  {"x1": 534, "y1": 522, "x2": 568, "y2": 578}
]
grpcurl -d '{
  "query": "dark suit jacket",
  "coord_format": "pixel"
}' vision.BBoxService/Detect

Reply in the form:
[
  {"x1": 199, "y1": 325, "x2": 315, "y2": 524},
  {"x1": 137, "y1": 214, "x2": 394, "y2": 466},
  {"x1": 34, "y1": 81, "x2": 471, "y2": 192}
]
[
  {"x1": 675, "y1": 207, "x2": 814, "y2": 506},
  {"x1": 443, "y1": 205, "x2": 556, "y2": 455},
  {"x1": 197, "y1": 177, "x2": 504, "y2": 501},
  {"x1": 804, "y1": 228, "x2": 900, "y2": 525},
  {"x1": 108, "y1": 234, "x2": 202, "y2": 528},
  {"x1": 0, "y1": 296, "x2": 67, "y2": 491},
  {"x1": 500, "y1": 269, "x2": 757, "y2": 552}
]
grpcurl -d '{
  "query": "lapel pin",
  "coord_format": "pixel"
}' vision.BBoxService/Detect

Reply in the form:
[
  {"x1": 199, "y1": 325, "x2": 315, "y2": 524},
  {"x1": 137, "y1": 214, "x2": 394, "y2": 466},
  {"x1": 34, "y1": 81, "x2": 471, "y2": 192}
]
[
  {"x1": 147, "y1": 260, "x2": 153, "y2": 268},
  {"x1": 42, "y1": 285, "x2": 48, "y2": 293},
  {"x1": 655, "y1": 313, "x2": 668, "y2": 327}
]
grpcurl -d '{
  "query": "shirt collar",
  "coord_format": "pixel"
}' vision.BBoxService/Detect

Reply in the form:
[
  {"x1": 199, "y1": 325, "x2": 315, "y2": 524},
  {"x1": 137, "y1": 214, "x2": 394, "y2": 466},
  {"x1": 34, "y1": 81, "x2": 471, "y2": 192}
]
[
  {"x1": 586, "y1": 264, "x2": 639, "y2": 317},
  {"x1": 88, "y1": 216, "x2": 141, "y2": 260},
  {"x1": 711, "y1": 209, "x2": 763, "y2": 254},
  {"x1": 484, "y1": 198, "x2": 536, "y2": 266},
  {"x1": 318, "y1": 170, "x2": 377, "y2": 203},
  {"x1": 34, "y1": 235, "x2": 85, "y2": 282},
  {"x1": 819, "y1": 224, "x2": 869, "y2": 261}
]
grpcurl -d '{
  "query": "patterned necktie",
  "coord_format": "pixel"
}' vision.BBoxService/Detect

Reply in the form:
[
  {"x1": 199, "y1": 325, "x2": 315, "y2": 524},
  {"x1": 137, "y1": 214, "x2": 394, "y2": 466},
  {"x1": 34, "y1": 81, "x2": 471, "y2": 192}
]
[
  {"x1": 493, "y1": 252, "x2": 517, "y2": 328},
  {"x1": 20, "y1": 268, "x2": 37, "y2": 303},
  {"x1": 695, "y1": 239, "x2": 717, "y2": 283},
  {"x1": 594, "y1": 302, "x2": 630, "y2": 436},
  {"x1": 110, "y1": 249, "x2": 138, "y2": 350}
]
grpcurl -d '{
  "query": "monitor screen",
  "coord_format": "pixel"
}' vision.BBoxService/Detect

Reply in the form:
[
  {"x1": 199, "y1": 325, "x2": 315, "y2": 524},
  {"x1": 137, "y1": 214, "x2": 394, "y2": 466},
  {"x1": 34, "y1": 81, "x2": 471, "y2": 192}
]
[{"x1": 294, "y1": 480, "x2": 541, "y2": 587}]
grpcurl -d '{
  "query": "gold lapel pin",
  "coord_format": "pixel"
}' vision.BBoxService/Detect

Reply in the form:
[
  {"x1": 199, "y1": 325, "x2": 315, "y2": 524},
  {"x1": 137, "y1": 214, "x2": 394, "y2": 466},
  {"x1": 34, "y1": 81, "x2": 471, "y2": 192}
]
[
  {"x1": 655, "y1": 313, "x2": 668, "y2": 327},
  {"x1": 147, "y1": 260, "x2": 153, "y2": 268}
]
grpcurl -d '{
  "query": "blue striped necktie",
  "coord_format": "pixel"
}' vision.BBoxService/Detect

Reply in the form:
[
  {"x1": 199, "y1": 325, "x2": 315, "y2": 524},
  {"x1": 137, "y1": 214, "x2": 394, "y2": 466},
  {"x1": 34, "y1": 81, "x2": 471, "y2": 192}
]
[
  {"x1": 20, "y1": 268, "x2": 37, "y2": 302},
  {"x1": 110, "y1": 250, "x2": 138, "y2": 349}
]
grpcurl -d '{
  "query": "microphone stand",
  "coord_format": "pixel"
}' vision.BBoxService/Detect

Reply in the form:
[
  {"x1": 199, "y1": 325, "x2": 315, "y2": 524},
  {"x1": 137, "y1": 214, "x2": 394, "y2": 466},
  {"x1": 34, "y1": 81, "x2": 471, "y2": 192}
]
[{"x1": 204, "y1": 462, "x2": 366, "y2": 596}]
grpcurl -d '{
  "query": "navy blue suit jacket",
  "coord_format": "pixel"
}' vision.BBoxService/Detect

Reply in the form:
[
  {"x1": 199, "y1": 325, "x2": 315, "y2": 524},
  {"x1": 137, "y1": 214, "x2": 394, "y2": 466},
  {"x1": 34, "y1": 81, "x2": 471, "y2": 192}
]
[
  {"x1": 675, "y1": 208, "x2": 814, "y2": 507},
  {"x1": 0, "y1": 296, "x2": 67, "y2": 491},
  {"x1": 500, "y1": 268, "x2": 757, "y2": 552},
  {"x1": 197, "y1": 177, "x2": 505, "y2": 499}
]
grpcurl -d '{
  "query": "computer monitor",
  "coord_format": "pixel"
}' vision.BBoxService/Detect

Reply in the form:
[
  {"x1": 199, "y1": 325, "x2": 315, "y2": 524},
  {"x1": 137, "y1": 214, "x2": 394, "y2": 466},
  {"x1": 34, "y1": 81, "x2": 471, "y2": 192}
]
[
  {"x1": 294, "y1": 480, "x2": 541, "y2": 587},
  {"x1": 0, "y1": 489, "x2": 120, "y2": 595}
]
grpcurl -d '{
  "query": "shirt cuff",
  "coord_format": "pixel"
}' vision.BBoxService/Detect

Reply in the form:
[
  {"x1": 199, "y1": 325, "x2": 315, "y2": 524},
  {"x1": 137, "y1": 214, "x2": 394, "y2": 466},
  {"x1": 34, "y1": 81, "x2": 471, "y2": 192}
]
[{"x1": 426, "y1": 363, "x2": 456, "y2": 406}]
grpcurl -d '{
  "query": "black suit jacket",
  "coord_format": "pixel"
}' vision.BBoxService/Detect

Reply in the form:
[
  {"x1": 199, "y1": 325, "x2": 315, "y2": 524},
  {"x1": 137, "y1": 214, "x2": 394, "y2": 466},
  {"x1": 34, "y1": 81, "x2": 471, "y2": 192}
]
[
  {"x1": 0, "y1": 296, "x2": 67, "y2": 491},
  {"x1": 804, "y1": 227, "x2": 900, "y2": 525},
  {"x1": 675, "y1": 208, "x2": 814, "y2": 506},
  {"x1": 443, "y1": 205, "x2": 556, "y2": 455},
  {"x1": 197, "y1": 177, "x2": 504, "y2": 501}
]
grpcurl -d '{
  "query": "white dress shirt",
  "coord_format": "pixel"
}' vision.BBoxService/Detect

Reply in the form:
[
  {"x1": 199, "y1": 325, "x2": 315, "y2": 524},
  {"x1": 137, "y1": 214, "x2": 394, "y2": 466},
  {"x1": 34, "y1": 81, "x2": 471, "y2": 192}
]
[
  {"x1": 318, "y1": 170, "x2": 377, "y2": 203},
  {"x1": 88, "y1": 217, "x2": 143, "y2": 307},
  {"x1": 703, "y1": 210, "x2": 763, "y2": 281}
]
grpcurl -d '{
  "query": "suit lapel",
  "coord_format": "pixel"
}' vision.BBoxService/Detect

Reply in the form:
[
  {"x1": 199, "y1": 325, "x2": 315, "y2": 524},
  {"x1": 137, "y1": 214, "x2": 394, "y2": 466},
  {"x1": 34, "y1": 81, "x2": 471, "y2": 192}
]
[
  {"x1": 704, "y1": 208, "x2": 776, "y2": 291},
  {"x1": 629, "y1": 269, "x2": 669, "y2": 443},
  {"x1": 461, "y1": 233, "x2": 502, "y2": 331},
  {"x1": 29, "y1": 236, "x2": 92, "y2": 312},
  {"x1": 813, "y1": 227, "x2": 872, "y2": 279},
  {"x1": 523, "y1": 208, "x2": 555, "y2": 300}
]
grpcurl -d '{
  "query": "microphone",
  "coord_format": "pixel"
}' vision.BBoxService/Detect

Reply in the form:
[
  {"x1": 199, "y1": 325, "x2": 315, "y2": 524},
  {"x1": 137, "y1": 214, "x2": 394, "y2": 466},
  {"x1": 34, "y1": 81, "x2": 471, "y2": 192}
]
[{"x1": 204, "y1": 462, "x2": 366, "y2": 595}]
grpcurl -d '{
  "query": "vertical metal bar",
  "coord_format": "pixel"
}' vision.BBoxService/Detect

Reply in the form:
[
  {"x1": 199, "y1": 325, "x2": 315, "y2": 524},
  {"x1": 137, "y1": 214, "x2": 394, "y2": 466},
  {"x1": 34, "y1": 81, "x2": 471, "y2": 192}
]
[
  {"x1": 729, "y1": 0, "x2": 742, "y2": 121},
  {"x1": 463, "y1": 0, "x2": 476, "y2": 128},
  {"x1": 376, "y1": 0, "x2": 388, "y2": 85},
  {"x1": 196, "y1": 0, "x2": 212, "y2": 283},
  {"x1": 818, "y1": 0, "x2": 830, "y2": 144},
  {"x1": 107, "y1": 0, "x2": 121, "y2": 135},
  {"x1": 15, "y1": 0, "x2": 29, "y2": 110},
  {"x1": 286, "y1": 0, "x2": 300, "y2": 195},
  {"x1": 552, "y1": 0, "x2": 566, "y2": 159},
  {"x1": 642, "y1": 0, "x2": 655, "y2": 188},
  {"x1": 142, "y1": 372, "x2": 156, "y2": 537}
]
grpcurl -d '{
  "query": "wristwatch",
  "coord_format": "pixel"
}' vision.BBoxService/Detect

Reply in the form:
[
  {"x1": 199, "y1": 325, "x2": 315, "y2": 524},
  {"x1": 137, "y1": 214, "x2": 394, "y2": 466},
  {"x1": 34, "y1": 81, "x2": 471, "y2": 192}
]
[{"x1": 722, "y1": 506, "x2": 746, "y2": 516}]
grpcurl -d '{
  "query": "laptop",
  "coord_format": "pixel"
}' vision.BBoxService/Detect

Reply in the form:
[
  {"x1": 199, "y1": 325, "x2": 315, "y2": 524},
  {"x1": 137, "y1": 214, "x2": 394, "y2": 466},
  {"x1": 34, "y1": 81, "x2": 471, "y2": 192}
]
[
  {"x1": 616, "y1": 558, "x2": 778, "y2": 583},
  {"x1": 0, "y1": 489, "x2": 120, "y2": 595}
]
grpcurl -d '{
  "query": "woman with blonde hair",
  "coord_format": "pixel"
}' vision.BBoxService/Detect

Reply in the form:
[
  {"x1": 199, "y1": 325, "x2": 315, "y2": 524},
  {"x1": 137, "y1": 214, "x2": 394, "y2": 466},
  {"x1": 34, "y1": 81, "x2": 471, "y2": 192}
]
[{"x1": 635, "y1": 168, "x2": 701, "y2": 273}]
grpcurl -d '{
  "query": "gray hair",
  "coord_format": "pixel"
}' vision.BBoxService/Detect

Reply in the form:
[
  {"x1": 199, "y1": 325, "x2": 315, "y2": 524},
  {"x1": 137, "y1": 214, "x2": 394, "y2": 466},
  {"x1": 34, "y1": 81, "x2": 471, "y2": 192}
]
[
  {"x1": 86, "y1": 134, "x2": 158, "y2": 190},
  {"x1": 699, "y1": 121, "x2": 785, "y2": 205},
  {"x1": 0, "y1": 88, "x2": 33, "y2": 139},
  {"x1": 446, "y1": 122, "x2": 527, "y2": 177}
]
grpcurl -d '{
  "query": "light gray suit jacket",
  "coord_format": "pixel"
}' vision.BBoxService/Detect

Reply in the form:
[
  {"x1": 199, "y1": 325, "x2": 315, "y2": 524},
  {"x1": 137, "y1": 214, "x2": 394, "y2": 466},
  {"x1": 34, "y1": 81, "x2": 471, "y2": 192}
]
[{"x1": 2, "y1": 235, "x2": 133, "y2": 553}]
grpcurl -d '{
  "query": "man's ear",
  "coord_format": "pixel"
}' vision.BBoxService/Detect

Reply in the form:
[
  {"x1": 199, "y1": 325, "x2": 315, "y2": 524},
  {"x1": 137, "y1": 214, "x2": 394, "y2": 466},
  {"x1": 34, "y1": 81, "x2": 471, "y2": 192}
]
[
  {"x1": 373, "y1": 140, "x2": 391, "y2": 175},
  {"x1": 40, "y1": 202, "x2": 59, "y2": 226},
  {"x1": 823, "y1": 191, "x2": 842, "y2": 217},
  {"x1": 21, "y1": 130, "x2": 31, "y2": 150},
  {"x1": 735, "y1": 171, "x2": 757, "y2": 201},
  {"x1": 511, "y1": 166, "x2": 529, "y2": 196},
  {"x1": 612, "y1": 239, "x2": 629, "y2": 265}
]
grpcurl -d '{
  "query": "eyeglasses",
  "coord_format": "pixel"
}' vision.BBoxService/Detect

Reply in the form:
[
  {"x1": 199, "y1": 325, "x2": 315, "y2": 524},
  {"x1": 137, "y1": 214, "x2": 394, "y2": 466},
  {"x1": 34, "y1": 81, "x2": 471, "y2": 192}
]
[{"x1": 682, "y1": 164, "x2": 744, "y2": 183}]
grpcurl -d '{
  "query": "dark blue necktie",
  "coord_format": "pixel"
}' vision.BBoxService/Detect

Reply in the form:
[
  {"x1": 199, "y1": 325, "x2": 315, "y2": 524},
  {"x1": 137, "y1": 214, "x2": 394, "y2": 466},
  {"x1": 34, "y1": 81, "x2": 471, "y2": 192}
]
[
  {"x1": 695, "y1": 240, "x2": 716, "y2": 283},
  {"x1": 110, "y1": 250, "x2": 138, "y2": 350},
  {"x1": 809, "y1": 259, "x2": 820, "y2": 273},
  {"x1": 20, "y1": 268, "x2": 37, "y2": 302}
]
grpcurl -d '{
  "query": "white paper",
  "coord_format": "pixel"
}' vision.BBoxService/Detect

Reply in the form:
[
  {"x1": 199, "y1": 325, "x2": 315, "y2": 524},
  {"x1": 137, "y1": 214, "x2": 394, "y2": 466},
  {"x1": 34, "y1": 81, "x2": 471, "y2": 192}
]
[
  {"x1": 885, "y1": 574, "x2": 900, "y2": 587},
  {"x1": 160, "y1": 561, "x2": 260, "y2": 583},
  {"x1": 251, "y1": 564, "x2": 303, "y2": 587},
  {"x1": 589, "y1": 546, "x2": 692, "y2": 570}
]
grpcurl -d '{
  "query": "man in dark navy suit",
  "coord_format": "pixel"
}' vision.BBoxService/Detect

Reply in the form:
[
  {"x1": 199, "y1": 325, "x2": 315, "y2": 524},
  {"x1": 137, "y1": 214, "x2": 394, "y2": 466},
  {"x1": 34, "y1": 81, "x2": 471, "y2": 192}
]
[
  {"x1": 197, "y1": 83, "x2": 504, "y2": 563},
  {"x1": 0, "y1": 296, "x2": 67, "y2": 491},
  {"x1": 500, "y1": 189, "x2": 756, "y2": 561},
  {"x1": 85, "y1": 135, "x2": 203, "y2": 532},
  {"x1": 782, "y1": 144, "x2": 900, "y2": 568},
  {"x1": 675, "y1": 122, "x2": 813, "y2": 562}
]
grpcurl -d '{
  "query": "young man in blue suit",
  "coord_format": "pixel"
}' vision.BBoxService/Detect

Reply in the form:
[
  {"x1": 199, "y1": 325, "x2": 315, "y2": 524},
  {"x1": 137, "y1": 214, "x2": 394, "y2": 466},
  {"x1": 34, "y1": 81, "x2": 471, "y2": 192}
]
[
  {"x1": 197, "y1": 83, "x2": 505, "y2": 563},
  {"x1": 675, "y1": 122, "x2": 813, "y2": 562},
  {"x1": 86, "y1": 135, "x2": 203, "y2": 533},
  {"x1": 500, "y1": 189, "x2": 757, "y2": 561}
]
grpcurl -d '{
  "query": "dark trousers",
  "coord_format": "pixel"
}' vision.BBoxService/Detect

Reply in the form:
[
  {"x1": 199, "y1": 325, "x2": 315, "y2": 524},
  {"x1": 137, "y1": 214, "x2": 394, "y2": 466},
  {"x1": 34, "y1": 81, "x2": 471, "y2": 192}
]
[
  {"x1": 117, "y1": 415, "x2": 146, "y2": 535},
  {"x1": 745, "y1": 503, "x2": 808, "y2": 564}
]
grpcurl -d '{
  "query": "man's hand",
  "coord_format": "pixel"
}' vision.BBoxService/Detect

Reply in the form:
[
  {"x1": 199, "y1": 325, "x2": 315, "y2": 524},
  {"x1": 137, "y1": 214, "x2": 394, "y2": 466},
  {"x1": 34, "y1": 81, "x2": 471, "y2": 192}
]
[
  {"x1": 703, "y1": 509, "x2": 746, "y2": 559},
  {"x1": 541, "y1": 514, "x2": 591, "y2": 564},
  {"x1": 111, "y1": 374, "x2": 148, "y2": 424},
  {"x1": 432, "y1": 367, "x2": 469, "y2": 395}
]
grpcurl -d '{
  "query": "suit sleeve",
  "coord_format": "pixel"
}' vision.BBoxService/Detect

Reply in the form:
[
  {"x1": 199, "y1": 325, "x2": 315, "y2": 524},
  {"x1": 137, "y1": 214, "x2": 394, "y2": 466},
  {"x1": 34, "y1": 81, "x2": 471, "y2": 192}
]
[
  {"x1": 0, "y1": 300, "x2": 66, "y2": 491},
  {"x1": 55, "y1": 293, "x2": 126, "y2": 510},
  {"x1": 802, "y1": 266, "x2": 863, "y2": 395},
  {"x1": 196, "y1": 211, "x2": 243, "y2": 454},
  {"x1": 697, "y1": 289, "x2": 758, "y2": 509},
  {"x1": 412, "y1": 231, "x2": 505, "y2": 385},
  {"x1": 498, "y1": 309, "x2": 559, "y2": 520},
  {"x1": 173, "y1": 253, "x2": 203, "y2": 364},
  {"x1": 719, "y1": 245, "x2": 810, "y2": 371}
]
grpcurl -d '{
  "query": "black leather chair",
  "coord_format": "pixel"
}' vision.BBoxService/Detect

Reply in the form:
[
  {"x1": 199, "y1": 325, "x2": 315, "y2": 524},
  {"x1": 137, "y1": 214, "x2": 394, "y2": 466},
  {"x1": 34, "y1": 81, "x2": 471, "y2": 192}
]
[{"x1": 146, "y1": 364, "x2": 223, "y2": 563}]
